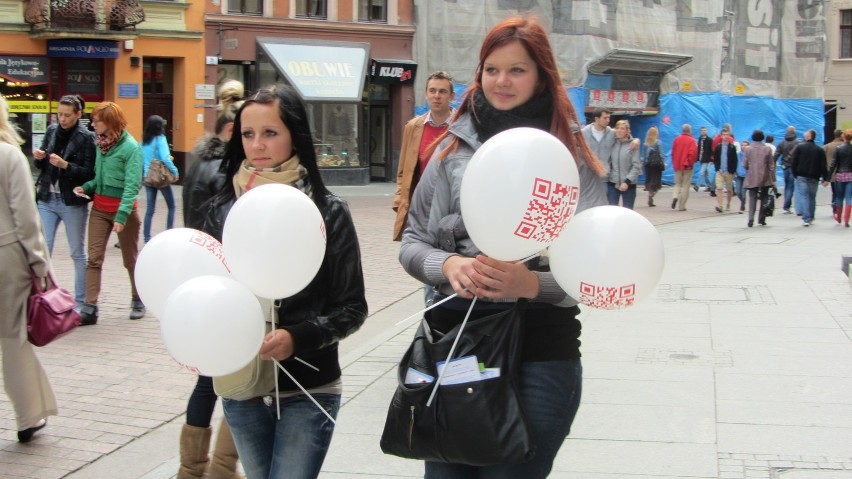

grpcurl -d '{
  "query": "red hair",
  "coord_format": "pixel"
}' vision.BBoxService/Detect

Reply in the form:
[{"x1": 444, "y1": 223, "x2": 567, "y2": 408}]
[
  {"x1": 429, "y1": 16, "x2": 604, "y2": 175},
  {"x1": 91, "y1": 101, "x2": 128, "y2": 140}
]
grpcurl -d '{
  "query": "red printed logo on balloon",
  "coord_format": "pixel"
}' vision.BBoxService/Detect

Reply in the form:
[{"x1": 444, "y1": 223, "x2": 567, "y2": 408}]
[
  {"x1": 189, "y1": 231, "x2": 230, "y2": 272},
  {"x1": 579, "y1": 281, "x2": 636, "y2": 310},
  {"x1": 514, "y1": 178, "x2": 579, "y2": 243}
]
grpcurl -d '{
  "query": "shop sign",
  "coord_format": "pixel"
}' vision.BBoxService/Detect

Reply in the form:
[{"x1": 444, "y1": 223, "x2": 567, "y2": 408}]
[
  {"x1": 370, "y1": 59, "x2": 417, "y2": 85},
  {"x1": 47, "y1": 39, "x2": 120, "y2": 59},
  {"x1": 65, "y1": 64, "x2": 102, "y2": 95},
  {"x1": 587, "y1": 89, "x2": 651, "y2": 110},
  {"x1": 0, "y1": 57, "x2": 48, "y2": 85},
  {"x1": 7, "y1": 101, "x2": 49, "y2": 113},
  {"x1": 258, "y1": 39, "x2": 370, "y2": 102}
]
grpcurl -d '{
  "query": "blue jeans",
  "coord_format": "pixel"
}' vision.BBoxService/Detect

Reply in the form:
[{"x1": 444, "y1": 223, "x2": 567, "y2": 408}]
[
  {"x1": 606, "y1": 183, "x2": 637, "y2": 209},
  {"x1": 699, "y1": 162, "x2": 715, "y2": 188},
  {"x1": 143, "y1": 185, "x2": 175, "y2": 243},
  {"x1": 838, "y1": 181, "x2": 852, "y2": 207},
  {"x1": 425, "y1": 359, "x2": 583, "y2": 479},
  {"x1": 223, "y1": 393, "x2": 340, "y2": 479},
  {"x1": 783, "y1": 167, "x2": 796, "y2": 211},
  {"x1": 37, "y1": 194, "x2": 88, "y2": 306},
  {"x1": 795, "y1": 177, "x2": 819, "y2": 222},
  {"x1": 734, "y1": 175, "x2": 746, "y2": 210}
]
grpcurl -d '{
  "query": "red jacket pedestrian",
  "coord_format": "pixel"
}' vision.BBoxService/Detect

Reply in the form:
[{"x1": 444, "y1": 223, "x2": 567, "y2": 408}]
[{"x1": 672, "y1": 130, "x2": 698, "y2": 171}]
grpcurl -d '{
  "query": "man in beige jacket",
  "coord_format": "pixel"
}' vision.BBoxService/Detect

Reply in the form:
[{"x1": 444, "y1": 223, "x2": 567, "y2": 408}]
[{"x1": 392, "y1": 71, "x2": 455, "y2": 241}]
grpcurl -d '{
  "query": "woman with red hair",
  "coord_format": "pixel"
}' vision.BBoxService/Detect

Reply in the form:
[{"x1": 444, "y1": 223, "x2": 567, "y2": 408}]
[
  {"x1": 399, "y1": 15, "x2": 606, "y2": 478},
  {"x1": 73, "y1": 101, "x2": 144, "y2": 325}
]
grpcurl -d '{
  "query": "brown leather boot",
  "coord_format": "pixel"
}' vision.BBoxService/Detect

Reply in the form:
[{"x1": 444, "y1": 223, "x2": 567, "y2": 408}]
[
  {"x1": 178, "y1": 425, "x2": 211, "y2": 479},
  {"x1": 205, "y1": 418, "x2": 244, "y2": 479}
]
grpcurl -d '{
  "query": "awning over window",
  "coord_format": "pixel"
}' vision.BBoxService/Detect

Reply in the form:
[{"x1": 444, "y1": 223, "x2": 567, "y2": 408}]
[
  {"x1": 370, "y1": 59, "x2": 417, "y2": 85},
  {"x1": 257, "y1": 38, "x2": 370, "y2": 102},
  {"x1": 587, "y1": 49, "x2": 692, "y2": 76}
]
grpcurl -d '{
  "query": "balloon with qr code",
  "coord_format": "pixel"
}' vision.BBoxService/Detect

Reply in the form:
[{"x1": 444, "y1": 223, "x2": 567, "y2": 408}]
[
  {"x1": 460, "y1": 127, "x2": 580, "y2": 261},
  {"x1": 223, "y1": 183, "x2": 326, "y2": 299},
  {"x1": 160, "y1": 275, "x2": 264, "y2": 377},
  {"x1": 549, "y1": 206, "x2": 664, "y2": 310},
  {"x1": 135, "y1": 228, "x2": 231, "y2": 319}
]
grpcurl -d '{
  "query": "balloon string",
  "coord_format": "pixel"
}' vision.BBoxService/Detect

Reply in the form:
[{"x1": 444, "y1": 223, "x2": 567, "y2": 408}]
[
  {"x1": 394, "y1": 293, "x2": 458, "y2": 327},
  {"x1": 273, "y1": 360, "x2": 336, "y2": 424},
  {"x1": 294, "y1": 357, "x2": 319, "y2": 371},
  {"x1": 270, "y1": 302, "x2": 281, "y2": 421},
  {"x1": 426, "y1": 297, "x2": 477, "y2": 408}
]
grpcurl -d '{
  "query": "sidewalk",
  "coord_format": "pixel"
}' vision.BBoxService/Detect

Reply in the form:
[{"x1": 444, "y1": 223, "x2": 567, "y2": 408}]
[{"x1": 3, "y1": 183, "x2": 851, "y2": 479}]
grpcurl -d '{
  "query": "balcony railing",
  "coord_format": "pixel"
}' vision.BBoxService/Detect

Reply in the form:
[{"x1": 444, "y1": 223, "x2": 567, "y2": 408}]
[{"x1": 24, "y1": 0, "x2": 145, "y2": 31}]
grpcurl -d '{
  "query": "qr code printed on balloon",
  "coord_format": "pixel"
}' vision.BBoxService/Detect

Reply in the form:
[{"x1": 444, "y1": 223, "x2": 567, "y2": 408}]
[
  {"x1": 578, "y1": 282, "x2": 635, "y2": 310},
  {"x1": 189, "y1": 231, "x2": 230, "y2": 272},
  {"x1": 514, "y1": 178, "x2": 579, "y2": 243}
]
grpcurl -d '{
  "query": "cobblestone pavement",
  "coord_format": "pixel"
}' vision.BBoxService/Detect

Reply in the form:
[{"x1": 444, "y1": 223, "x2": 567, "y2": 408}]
[{"x1": 2, "y1": 181, "x2": 851, "y2": 479}]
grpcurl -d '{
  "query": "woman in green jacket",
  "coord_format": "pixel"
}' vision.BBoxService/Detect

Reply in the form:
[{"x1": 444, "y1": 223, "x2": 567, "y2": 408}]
[{"x1": 73, "y1": 102, "x2": 145, "y2": 325}]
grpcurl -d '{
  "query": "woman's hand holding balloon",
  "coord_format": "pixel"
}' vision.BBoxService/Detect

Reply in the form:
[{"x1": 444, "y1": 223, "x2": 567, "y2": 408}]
[
  {"x1": 442, "y1": 256, "x2": 481, "y2": 299},
  {"x1": 471, "y1": 255, "x2": 539, "y2": 299},
  {"x1": 260, "y1": 329, "x2": 295, "y2": 361}
]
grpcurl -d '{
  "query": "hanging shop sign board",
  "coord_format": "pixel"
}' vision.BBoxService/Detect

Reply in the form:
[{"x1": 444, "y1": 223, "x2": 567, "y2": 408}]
[
  {"x1": 370, "y1": 59, "x2": 417, "y2": 85},
  {"x1": 257, "y1": 38, "x2": 370, "y2": 102}
]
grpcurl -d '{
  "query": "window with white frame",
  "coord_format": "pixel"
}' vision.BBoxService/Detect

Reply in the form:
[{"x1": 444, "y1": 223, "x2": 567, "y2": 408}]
[
  {"x1": 297, "y1": 0, "x2": 327, "y2": 18},
  {"x1": 358, "y1": 0, "x2": 387, "y2": 23},
  {"x1": 842, "y1": 10, "x2": 852, "y2": 58},
  {"x1": 228, "y1": 0, "x2": 262, "y2": 14}
]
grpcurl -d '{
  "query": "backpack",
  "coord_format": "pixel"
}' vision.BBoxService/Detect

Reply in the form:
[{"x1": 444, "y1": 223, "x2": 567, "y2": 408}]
[{"x1": 645, "y1": 146, "x2": 664, "y2": 169}]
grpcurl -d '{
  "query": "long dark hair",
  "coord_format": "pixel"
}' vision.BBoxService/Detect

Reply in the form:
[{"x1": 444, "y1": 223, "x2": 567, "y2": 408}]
[
  {"x1": 142, "y1": 115, "x2": 166, "y2": 145},
  {"x1": 221, "y1": 84, "x2": 331, "y2": 202}
]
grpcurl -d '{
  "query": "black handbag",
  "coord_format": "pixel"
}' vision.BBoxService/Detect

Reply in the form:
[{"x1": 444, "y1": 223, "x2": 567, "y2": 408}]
[
  {"x1": 380, "y1": 300, "x2": 534, "y2": 466},
  {"x1": 763, "y1": 187, "x2": 776, "y2": 217}
]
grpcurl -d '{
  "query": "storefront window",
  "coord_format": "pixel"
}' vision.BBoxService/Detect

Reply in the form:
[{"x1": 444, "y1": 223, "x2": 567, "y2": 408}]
[
  {"x1": 0, "y1": 56, "x2": 50, "y2": 156},
  {"x1": 310, "y1": 103, "x2": 360, "y2": 167}
]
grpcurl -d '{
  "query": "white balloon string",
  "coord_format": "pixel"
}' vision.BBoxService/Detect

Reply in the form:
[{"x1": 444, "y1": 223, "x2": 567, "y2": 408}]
[
  {"x1": 426, "y1": 297, "x2": 477, "y2": 408},
  {"x1": 518, "y1": 251, "x2": 541, "y2": 263},
  {"x1": 270, "y1": 302, "x2": 281, "y2": 421},
  {"x1": 273, "y1": 360, "x2": 336, "y2": 425},
  {"x1": 294, "y1": 357, "x2": 319, "y2": 371},
  {"x1": 394, "y1": 293, "x2": 459, "y2": 327}
]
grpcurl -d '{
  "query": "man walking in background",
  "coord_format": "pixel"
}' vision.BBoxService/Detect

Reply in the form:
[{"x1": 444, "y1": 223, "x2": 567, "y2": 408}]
[
  {"x1": 790, "y1": 129, "x2": 828, "y2": 227},
  {"x1": 671, "y1": 124, "x2": 698, "y2": 211},
  {"x1": 775, "y1": 126, "x2": 801, "y2": 214}
]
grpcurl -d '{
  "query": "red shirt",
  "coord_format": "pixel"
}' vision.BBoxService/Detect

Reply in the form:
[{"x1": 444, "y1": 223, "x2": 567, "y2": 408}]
[{"x1": 417, "y1": 122, "x2": 449, "y2": 177}]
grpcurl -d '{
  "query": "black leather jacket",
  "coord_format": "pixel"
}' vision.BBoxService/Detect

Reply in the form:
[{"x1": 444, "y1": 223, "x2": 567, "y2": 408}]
[
  {"x1": 203, "y1": 191, "x2": 368, "y2": 391},
  {"x1": 183, "y1": 135, "x2": 227, "y2": 229},
  {"x1": 35, "y1": 123, "x2": 96, "y2": 206}
]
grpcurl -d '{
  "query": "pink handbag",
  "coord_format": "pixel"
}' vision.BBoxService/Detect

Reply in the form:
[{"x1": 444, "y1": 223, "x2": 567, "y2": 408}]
[{"x1": 27, "y1": 270, "x2": 81, "y2": 347}]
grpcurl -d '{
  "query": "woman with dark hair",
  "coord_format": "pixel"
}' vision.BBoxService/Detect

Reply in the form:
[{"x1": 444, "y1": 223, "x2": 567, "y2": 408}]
[
  {"x1": 33, "y1": 94, "x2": 96, "y2": 308},
  {"x1": 742, "y1": 129, "x2": 775, "y2": 227},
  {"x1": 201, "y1": 84, "x2": 367, "y2": 479},
  {"x1": 73, "y1": 101, "x2": 144, "y2": 324},
  {"x1": 829, "y1": 129, "x2": 852, "y2": 227},
  {"x1": 141, "y1": 115, "x2": 179, "y2": 243},
  {"x1": 399, "y1": 15, "x2": 606, "y2": 478}
]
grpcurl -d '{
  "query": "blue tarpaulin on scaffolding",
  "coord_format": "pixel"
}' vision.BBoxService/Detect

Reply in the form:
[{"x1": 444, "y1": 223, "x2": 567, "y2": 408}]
[
  {"x1": 416, "y1": 88, "x2": 825, "y2": 187},
  {"x1": 575, "y1": 90, "x2": 825, "y2": 187}
]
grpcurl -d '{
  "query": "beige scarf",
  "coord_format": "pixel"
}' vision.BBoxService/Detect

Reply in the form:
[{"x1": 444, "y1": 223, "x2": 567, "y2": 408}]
[{"x1": 232, "y1": 155, "x2": 310, "y2": 198}]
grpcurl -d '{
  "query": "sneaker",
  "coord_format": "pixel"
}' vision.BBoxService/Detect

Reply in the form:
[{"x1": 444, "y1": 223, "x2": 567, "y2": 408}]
[
  {"x1": 129, "y1": 300, "x2": 145, "y2": 320},
  {"x1": 79, "y1": 303, "x2": 98, "y2": 326},
  {"x1": 715, "y1": 206, "x2": 723, "y2": 213},
  {"x1": 710, "y1": 191, "x2": 717, "y2": 197},
  {"x1": 803, "y1": 221, "x2": 810, "y2": 227},
  {"x1": 692, "y1": 184, "x2": 699, "y2": 192},
  {"x1": 783, "y1": 209, "x2": 793, "y2": 215},
  {"x1": 671, "y1": 198, "x2": 678, "y2": 209}
]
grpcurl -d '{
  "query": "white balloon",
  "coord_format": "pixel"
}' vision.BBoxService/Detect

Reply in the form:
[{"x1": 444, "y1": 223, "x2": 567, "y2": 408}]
[
  {"x1": 549, "y1": 206, "x2": 664, "y2": 310},
  {"x1": 160, "y1": 275, "x2": 265, "y2": 377},
  {"x1": 460, "y1": 127, "x2": 581, "y2": 261},
  {"x1": 135, "y1": 228, "x2": 231, "y2": 319},
  {"x1": 223, "y1": 183, "x2": 326, "y2": 298}
]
